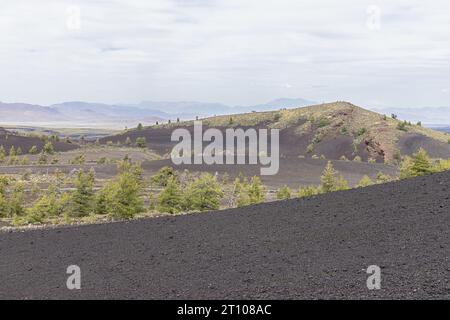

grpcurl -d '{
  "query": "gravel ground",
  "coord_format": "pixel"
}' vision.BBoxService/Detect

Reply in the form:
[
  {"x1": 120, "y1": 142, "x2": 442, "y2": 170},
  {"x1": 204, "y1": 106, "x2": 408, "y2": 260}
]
[{"x1": 0, "y1": 171, "x2": 449, "y2": 299}]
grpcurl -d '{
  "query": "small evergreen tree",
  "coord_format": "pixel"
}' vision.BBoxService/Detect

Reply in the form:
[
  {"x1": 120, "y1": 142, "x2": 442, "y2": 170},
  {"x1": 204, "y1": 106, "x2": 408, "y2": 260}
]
[
  {"x1": 298, "y1": 185, "x2": 320, "y2": 198},
  {"x1": 183, "y1": 173, "x2": 223, "y2": 211},
  {"x1": 9, "y1": 146, "x2": 16, "y2": 157},
  {"x1": 0, "y1": 146, "x2": 5, "y2": 163},
  {"x1": 357, "y1": 175, "x2": 373, "y2": 188},
  {"x1": 399, "y1": 156, "x2": 414, "y2": 179},
  {"x1": 335, "y1": 175, "x2": 349, "y2": 191},
  {"x1": 99, "y1": 162, "x2": 145, "y2": 219},
  {"x1": 0, "y1": 176, "x2": 9, "y2": 218},
  {"x1": 397, "y1": 121, "x2": 408, "y2": 131},
  {"x1": 411, "y1": 148, "x2": 434, "y2": 176},
  {"x1": 21, "y1": 156, "x2": 29, "y2": 165},
  {"x1": 157, "y1": 176, "x2": 183, "y2": 214},
  {"x1": 320, "y1": 161, "x2": 337, "y2": 193},
  {"x1": 276, "y1": 185, "x2": 292, "y2": 200},
  {"x1": 376, "y1": 172, "x2": 392, "y2": 184},
  {"x1": 69, "y1": 170, "x2": 95, "y2": 217},
  {"x1": 151, "y1": 166, "x2": 177, "y2": 187},
  {"x1": 148, "y1": 192, "x2": 155, "y2": 211},
  {"x1": 38, "y1": 152, "x2": 48, "y2": 164},
  {"x1": 233, "y1": 176, "x2": 250, "y2": 207},
  {"x1": 248, "y1": 176, "x2": 265, "y2": 204},
  {"x1": 28, "y1": 190, "x2": 60, "y2": 221},
  {"x1": 8, "y1": 182, "x2": 25, "y2": 218},
  {"x1": 43, "y1": 141, "x2": 54, "y2": 155},
  {"x1": 136, "y1": 137, "x2": 147, "y2": 148},
  {"x1": 29, "y1": 145, "x2": 38, "y2": 154}
]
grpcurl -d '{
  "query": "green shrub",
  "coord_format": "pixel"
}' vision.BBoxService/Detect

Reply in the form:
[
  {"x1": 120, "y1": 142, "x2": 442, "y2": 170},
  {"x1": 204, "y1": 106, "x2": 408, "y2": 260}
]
[
  {"x1": 277, "y1": 185, "x2": 292, "y2": 200},
  {"x1": 316, "y1": 118, "x2": 330, "y2": 128},
  {"x1": 0, "y1": 176, "x2": 9, "y2": 217},
  {"x1": 356, "y1": 175, "x2": 373, "y2": 188},
  {"x1": 355, "y1": 128, "x2": 367, "y2": 136},
  {"x1": 38, "y1": 152, "x2": 48, "y2": 164},
  {"x1": 435, "y1": 158, "x2": 450, "y2": 172},
  {"x1": 94, "y1": 162, "x2": 144, "y2": 219},
  {"x1": 28, "y1": 193, "x2": 59, "y2": 220},
  {"x1": 233, "y1": 176, "x2": 265, "y2": 207},
  {"x1": 0, "y1": 146, "x2": 5, "y2": 163},
  {"x1": 400, "y1": 148, "x2": 435, "y2": 179},
  {"x1": 9, "y1": 146, "x2": 16, "y2": 157},
  {"x1": 183, "y1": 173, "x2": 224, "y2": 211},
  {"x1": 297, "y1": 186, "x2": 320, "y2": 198},
  {"x1": 411, "y1": 148, "x2": 435, "y2": 175},
  {"x1": 399, "y1": 156, "x2": 415, "y2": 179},
  {"x1": 136, "y1": 137, "x2": 147, "y2": 148},
  {"x1": 43, "y1": 142, "x2": 54, "y2": 154},
  {"x1": 376, "y1": 172, "x2": 391, "y2": 183},
  {"x1": 397, "y1": 121, "x2": 408, "y2": 132},
  {"x1": 69, "y1": 170, "x2": 95, "y2": 217},
  {"x1": 148, "y1": 192, "x2": 156, "y2": 211},
  {"x1": 0, "y1": 181, "x2": 25, "y2": 218},
  {"x1": 97, "y1": 157, "x2": 107, "y2": 164},
  {"x1": 70, "y1": 154, "x2": 86, "y2": 165},
  {"x1": 151, "y1": 166, "x2": 177, "y2": 187},
  {"x1": 157, "y1": 176, "x2": 183, "y2": 214},
  {"x1": 335, "y1": 175, "x2": 349, "y2": 191},
  {"x1": 320, "y1": 161, "x2": 337, "y2": 193},
  {"x1": 248, "y1": 176, "x2": 265, "y2": 204}
]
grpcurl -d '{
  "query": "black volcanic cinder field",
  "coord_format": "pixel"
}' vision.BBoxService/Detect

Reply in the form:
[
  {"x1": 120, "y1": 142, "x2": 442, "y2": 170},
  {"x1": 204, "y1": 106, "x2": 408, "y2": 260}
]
[{"x1": 0, "y1": 171, "x2": 449, "y2": 299}]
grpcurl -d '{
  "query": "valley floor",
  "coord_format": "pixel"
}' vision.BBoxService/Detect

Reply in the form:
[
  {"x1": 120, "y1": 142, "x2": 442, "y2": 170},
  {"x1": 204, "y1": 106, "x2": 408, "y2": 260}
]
[{"x1": 0, "y1": 170, "x2": 448, "y2": 299}]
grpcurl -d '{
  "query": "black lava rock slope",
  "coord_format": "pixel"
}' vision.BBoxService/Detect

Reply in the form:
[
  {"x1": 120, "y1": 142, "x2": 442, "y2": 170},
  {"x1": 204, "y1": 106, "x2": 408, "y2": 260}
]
[{"x1": 0, "y1": 171, "x2": 449, "y2": 299}]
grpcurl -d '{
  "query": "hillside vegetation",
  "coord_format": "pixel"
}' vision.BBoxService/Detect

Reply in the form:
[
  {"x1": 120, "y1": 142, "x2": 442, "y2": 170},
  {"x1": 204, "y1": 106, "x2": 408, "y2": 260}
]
[{"x1": 108, "y1": 101, "x2": 450, "y2": 163}]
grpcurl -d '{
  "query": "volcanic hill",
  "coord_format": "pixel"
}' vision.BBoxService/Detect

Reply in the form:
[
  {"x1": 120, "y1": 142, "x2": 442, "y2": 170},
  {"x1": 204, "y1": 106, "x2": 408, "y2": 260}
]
[{"x1": 101, "y1": 101, "x2": 450, "y2": 163}]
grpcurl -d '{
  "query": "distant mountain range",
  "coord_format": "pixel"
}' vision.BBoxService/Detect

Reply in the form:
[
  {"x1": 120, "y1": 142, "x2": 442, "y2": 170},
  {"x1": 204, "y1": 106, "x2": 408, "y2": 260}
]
[
  {"x1": 434, "y1": 126, "x2": 450, "y2": 133},
  {"x1": 2, "y1": 98, "x2": 449, "y2": 129},
  {"x1": 0, "y1": 98, "x2": 315, "y2": 128}
]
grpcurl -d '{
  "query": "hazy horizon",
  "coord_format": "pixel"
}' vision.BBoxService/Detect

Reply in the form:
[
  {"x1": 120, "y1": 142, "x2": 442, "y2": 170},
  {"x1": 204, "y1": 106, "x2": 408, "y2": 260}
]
[{"x1": 1, "y1": 1, "x2": 450, "y2": 108}]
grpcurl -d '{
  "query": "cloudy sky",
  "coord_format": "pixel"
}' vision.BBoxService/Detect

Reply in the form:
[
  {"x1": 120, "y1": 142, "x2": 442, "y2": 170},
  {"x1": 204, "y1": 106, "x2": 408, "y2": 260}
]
[{"x1": 1, "y1": 0, "x2": 449, "y2": 108}]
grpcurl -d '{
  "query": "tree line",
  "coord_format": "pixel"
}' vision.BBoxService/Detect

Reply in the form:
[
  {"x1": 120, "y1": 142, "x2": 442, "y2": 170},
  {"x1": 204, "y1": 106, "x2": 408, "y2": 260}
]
[{"x1": 1, "y1": 148, "x2": 449, "y2": 226}]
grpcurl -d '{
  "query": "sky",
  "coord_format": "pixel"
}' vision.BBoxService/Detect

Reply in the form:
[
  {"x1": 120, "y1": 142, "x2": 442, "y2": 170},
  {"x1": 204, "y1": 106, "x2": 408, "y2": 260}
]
[{"x1": 1, "y1": 0, "x2": 449, "y2": 108}]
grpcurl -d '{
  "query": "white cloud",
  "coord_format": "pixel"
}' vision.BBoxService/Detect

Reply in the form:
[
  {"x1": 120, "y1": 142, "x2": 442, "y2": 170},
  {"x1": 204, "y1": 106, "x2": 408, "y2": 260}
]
[{"x1": 0, "y1": 0, "x2": 449, "y2": 107}]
